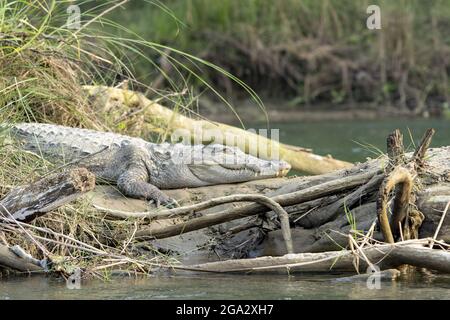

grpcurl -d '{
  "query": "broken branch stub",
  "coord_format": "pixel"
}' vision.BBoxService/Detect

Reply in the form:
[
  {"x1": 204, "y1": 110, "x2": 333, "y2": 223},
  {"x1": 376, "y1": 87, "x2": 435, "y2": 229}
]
[
  {"x1": 377, "y1": 166, "x2": 413, "y2": 243},
  {"x1": 0, "y1": 244, "x2": 43, "y2": 273},
  {"x1": 377, "y1": 129, "x2": 434, "y2": 243},
  {"x1": 0, "y1": 168, "x2": 95, "y2": 223}
]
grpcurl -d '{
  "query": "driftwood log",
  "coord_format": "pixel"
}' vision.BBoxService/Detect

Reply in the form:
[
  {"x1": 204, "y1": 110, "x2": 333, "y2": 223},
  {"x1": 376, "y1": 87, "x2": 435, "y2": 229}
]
[
  {"x1": 0, "y1": 168, "x2": 95, "y2": 223},
  {"x1": 1, "y1": 128, "x2": 448, "y2": 275},
  {"x1": 182, "y1": 240, "x2": 450, "y2": 274},
  {"x1": 0, "y1": 168, "x2": 95, "y2": 272},
  {"x1": 126, "y1": 169, "x2": 376, "y2": 240},
  {"x1": 0, "y1": 244, "x2": 43, "y2": 273}
]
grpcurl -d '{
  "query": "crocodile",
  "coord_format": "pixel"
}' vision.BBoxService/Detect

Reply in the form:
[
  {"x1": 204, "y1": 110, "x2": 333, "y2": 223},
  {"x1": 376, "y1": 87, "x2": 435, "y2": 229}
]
[{"x1": 7, "y1": 123, "x2": 291, "y2": 208}]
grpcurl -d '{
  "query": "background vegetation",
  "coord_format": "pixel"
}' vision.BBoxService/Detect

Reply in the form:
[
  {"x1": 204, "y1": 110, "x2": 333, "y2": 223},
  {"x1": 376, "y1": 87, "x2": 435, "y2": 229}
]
[{"x1": 103, "y1": 0, "x2": 450, "y2": 116}]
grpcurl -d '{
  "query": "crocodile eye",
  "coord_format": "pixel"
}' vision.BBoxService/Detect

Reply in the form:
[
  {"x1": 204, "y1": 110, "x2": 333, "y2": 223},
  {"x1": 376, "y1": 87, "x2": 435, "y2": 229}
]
[
  {"x1": 155, "y1": 149, "x2": 171, "y2": 160},
  {"x1": 223, "y1": 147, "x2": 234, "y2": 154}
]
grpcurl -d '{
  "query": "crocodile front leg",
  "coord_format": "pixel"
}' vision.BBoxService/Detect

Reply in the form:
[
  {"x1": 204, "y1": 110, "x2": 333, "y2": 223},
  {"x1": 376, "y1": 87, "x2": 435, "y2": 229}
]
[{"x1": 117, "y1": 166, "x2": 178, "y2": 208}]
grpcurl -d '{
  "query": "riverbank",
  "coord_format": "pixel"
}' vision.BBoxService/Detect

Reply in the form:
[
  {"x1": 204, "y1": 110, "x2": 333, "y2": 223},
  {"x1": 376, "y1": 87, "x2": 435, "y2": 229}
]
[{"x1": 199, "y1": 98, "x2": 447, "y2": 123}]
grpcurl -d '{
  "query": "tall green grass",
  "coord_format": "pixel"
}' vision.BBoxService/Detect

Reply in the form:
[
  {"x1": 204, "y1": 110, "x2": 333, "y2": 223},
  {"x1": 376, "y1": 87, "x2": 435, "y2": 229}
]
[{"x1": 0, "y1": 0, "x2": 266, "y2": 129}]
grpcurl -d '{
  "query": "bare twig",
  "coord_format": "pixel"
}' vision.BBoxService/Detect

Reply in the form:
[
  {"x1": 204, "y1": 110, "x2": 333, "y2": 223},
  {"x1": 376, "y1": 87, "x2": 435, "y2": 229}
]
[
  {"x1": 412, "y1": 128, "x2": 435, "y2": 168},
  {"x1": 429, "y1": 200, "x2": 450, "y2": 248}
]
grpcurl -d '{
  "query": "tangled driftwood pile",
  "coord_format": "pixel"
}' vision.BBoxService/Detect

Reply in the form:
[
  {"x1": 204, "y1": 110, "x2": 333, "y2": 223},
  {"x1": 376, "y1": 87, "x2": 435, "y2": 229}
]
[{"x1": 0, "y1": 126, "x2": 449, "y2": 277}]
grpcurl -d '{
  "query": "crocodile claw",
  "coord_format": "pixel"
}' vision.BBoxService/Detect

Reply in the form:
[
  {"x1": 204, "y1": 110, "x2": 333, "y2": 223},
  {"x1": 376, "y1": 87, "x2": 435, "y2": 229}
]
[
  {"x1": 150, "y1": 196, "x2": 179, "y2": 209},
  {"x1": 160, "y1": 197, "x2": 179, "y2": 209}
]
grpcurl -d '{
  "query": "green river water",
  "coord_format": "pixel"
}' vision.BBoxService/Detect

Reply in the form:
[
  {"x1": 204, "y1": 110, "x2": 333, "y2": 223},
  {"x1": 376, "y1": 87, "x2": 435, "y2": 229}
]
[{"x1": 1, "y1": 118, "x2": 449, "y2": 299}]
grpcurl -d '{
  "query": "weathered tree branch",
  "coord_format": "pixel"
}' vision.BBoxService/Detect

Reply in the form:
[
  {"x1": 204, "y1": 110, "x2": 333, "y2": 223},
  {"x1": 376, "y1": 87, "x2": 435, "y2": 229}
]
[
  {"x1": 0, "y1": 244, "x2": 43, "y2": 273},
  {"x1": 0, "y1": 168, "x2": 95, "y2": 223},
  {"x1": 182, "y1": 240, "x2": 450, "y2": 274},
  {"x1": 377, "y1": 167, "x2": 413, "y2": 243},
  {"x1": 387, "y1": 129, "x2": 406, "y2": 167},
  {"x1": 377, "y1": 129, "x2": 435, "y2": 243},
  {"x1": 412, "y1": 128, "x2": 435, "y2": 170}
]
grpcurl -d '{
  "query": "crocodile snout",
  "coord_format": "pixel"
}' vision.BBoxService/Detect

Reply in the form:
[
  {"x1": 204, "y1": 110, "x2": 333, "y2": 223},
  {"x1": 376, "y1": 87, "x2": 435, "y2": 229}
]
[
  {"x1": 255, "y1": 160, "x2": 291, "y2": 177},
  {"x1": 274, "y1": 160, "x2": 291, "y2": 177}
]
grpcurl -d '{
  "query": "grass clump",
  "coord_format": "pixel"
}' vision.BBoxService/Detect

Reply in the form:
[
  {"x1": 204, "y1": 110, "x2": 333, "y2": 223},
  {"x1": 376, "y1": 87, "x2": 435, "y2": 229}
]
[
  {"x1": 0, "y1": 1, "x2": 100, "y2": 127},
  {"x1": 0, "y1": 0, "x2": 249, "y2": 277}
]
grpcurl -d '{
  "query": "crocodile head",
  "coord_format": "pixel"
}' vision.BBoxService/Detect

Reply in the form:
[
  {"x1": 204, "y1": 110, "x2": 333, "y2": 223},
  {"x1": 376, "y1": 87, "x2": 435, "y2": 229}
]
[{"x1": 149, "y1": 143, "x2": 291, "y2": 189}]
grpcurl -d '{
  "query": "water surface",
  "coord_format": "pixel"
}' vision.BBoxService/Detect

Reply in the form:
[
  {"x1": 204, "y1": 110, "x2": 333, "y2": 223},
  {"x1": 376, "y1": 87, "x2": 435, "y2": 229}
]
[
  {"x1": 271, "y1": 118, "x2": 450, "y2": 163},
  {"x1": 2, "y1": 273, "x2": 450, "y2": 300}
]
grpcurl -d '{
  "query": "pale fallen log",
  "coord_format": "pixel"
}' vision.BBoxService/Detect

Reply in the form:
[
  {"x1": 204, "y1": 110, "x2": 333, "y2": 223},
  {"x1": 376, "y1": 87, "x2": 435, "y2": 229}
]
[
  {"x1": 265, "y1": 186, "x2": 450, "y2": 255},
  {"x1": 182, "y1": 240, "x2": 450, "y2": 274},
  {"x1": 0, "y1": 168, "x2": 95, "y2": 223},
  {"x1": 0, "y1": 244, "x2": 43, "y2": 273},
  {"x1": 84, "y1": 85, "x2": 352, "y2": 174},
  {"x1": 264, "y1": 140, "x2": 450, "y2": 256}
]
